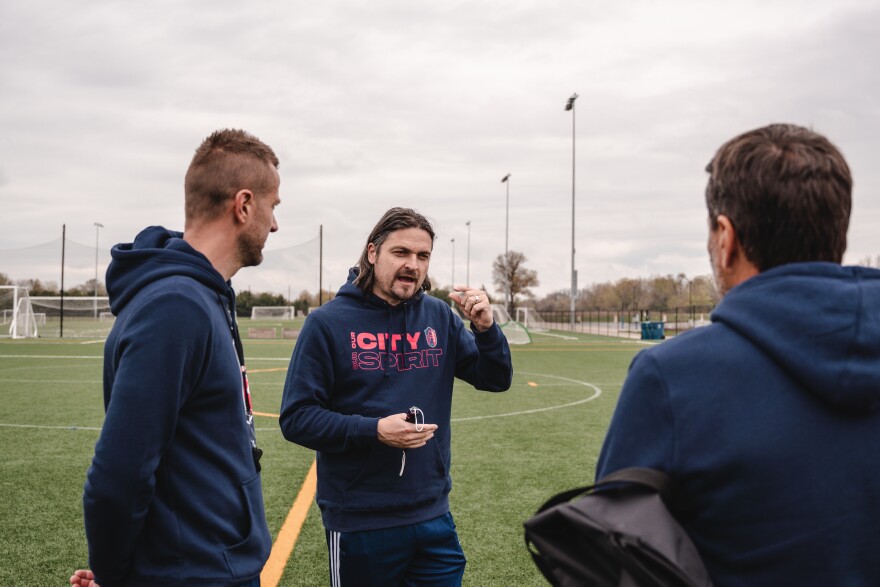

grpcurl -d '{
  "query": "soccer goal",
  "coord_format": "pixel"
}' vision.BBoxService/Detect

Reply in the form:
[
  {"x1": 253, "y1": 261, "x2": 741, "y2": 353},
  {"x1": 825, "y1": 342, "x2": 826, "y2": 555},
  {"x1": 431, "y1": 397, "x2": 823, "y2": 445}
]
[
  {"x1": 0, "y1": 285, "x2": 39, "y2": 339},
  {"x1": 492, "y1": 305, "x2": 532, "y2": 345},
  {"x1": 448, "y1": 301, "x2": 531, "y2": 344},
  {"x1": 251, "y1": 306, "x2": 296, "y2": 320},
  {"x1": 515, "y1": 307, "x2": 549, "y2": 333},
  {"x1": 29, "y1": 296, "x2": 112, "y2": 318}
]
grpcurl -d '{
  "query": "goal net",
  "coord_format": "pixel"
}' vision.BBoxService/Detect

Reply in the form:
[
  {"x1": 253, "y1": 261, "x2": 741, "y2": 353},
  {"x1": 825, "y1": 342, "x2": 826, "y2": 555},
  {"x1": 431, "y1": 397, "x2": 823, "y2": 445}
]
[
  {"x1": 251, "y1": 306, "x2": 296, "y2": 320},
  {"x1": 449, "y1": 299, "x2": 531, "y2": 344},
  {"x1": 0, "y1": 286, "x2": 39, "y2": 339},
  {"x1": 492, "y1": 305, "x2": 532, "y2": 345},
  {"x1": 515, "y1": 307, "x2": 549, "y2": 332},
  {"x1": 29, "y1": 296, "x2": 113, "y2": 338},
  {"x1": 29, "y1": 296, "x2": 112, "y2": 317}
]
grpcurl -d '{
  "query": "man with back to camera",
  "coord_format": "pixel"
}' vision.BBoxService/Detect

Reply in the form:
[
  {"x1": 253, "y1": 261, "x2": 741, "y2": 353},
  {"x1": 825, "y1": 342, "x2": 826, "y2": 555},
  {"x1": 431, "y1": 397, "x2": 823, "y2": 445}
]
[
  {"x1": 70, "y1": 129, "x2": 281, "y2": 587},
  {"x1": 596, "y1": 124, "x2": 880, "y2": 586},
  {"x1": 279, "y1": 207, "x2": 513, "y2": 586}
]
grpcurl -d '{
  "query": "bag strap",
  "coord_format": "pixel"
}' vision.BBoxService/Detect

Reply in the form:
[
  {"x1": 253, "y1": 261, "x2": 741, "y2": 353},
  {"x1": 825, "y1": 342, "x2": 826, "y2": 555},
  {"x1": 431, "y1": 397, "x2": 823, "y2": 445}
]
[
  {"x1": 533, "y1": 467, "x2": 683, "y2": 515},
  {"x1": 596, "y1": 467, "x2": 673, "y2": 496}
]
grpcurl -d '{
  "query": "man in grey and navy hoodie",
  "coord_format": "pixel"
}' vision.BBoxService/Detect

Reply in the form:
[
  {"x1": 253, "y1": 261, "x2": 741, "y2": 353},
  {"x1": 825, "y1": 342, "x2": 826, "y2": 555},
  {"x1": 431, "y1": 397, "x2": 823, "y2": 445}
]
[
  {"x1": 280, "y1": 207, "x2": 513, "y2": 586},
  {"x1": 73, "y1": 129, "x2": 281, "y2": 587},
  {"x1": 597, "y1": 124, "x2": 880, "y2": 586}
]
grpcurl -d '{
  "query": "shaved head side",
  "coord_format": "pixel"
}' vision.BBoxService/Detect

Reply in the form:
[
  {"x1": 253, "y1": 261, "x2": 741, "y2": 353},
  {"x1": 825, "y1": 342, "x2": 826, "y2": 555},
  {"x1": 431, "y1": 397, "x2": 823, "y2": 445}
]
[{"x1": 184, "y1": 129, "x2": 279, "y2": 224}]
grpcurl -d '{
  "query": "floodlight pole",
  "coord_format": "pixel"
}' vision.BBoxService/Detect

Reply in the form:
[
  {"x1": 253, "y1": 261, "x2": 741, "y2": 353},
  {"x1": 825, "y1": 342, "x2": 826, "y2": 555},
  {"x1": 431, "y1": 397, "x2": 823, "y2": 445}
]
[
  {"x1": 94, "y1": 222, "x2": 103, "y2": 319},
  {"x1": 465, "y1": 221, "x2": 471, "y2": 286},
  {"x1": 565, "y1": 93, "x2": 579, "y2": 331},
  {"x1": 501, "y1": 174, "x2": 511, "y2": 310},
  {"x1": 451, "y1": 238, "x2": 456, "y2": 287},
  {"x1": 60, "y1": 224, "x2": 66, "y2": 338},
  {"x1": 689, "y1": 277, "x2": 694, "y2": 329}
]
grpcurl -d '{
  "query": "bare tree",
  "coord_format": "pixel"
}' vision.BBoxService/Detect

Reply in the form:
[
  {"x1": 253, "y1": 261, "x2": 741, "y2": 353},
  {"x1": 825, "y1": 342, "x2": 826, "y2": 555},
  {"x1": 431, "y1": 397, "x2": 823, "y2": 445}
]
[
  {"x1": 858, "y1": 255, "x2": 880, "y2": 268},
  {"x1": 492, "y1": 251, "x2": 539, "y2": 315}
]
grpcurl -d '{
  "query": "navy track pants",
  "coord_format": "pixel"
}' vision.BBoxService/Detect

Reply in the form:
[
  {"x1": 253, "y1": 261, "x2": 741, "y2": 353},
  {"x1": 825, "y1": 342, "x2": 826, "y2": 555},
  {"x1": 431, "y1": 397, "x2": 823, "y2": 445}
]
[{"x1": 325, "y1": 512, "x2": 466, "y2": 586}]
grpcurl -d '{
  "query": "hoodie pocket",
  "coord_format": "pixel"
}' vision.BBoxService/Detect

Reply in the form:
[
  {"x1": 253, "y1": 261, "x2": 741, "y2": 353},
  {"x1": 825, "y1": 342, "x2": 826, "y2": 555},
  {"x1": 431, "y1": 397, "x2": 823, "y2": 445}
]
[
  {"x1": 342, "y1": 441, "x2": 448, "y2": 512},
  {"x1": 223, "y1": 473, "x2": 272, "y2": 579}
]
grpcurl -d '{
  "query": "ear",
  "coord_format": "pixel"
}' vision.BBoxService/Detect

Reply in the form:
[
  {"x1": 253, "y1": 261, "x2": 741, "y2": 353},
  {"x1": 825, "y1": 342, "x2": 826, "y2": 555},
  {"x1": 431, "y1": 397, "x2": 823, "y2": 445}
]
[
  {"x1": 714, "y1": 214, "x2": 739, "y2": 270},
  {"x1": 232, "y1": 189, "x2": 255, "y2": 225},
  {"x1": 714, "y1": 214, "x2": 760, "y2": 288},
  {"x1": 367, "y1": 242, "x2": 378, "y2": 265}
]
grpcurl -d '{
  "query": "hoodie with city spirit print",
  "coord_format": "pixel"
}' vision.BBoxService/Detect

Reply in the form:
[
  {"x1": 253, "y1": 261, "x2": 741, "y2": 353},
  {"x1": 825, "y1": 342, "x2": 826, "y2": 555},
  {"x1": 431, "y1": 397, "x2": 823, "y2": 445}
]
[{"x1": 280, "y1": 268, "x2": 513, "y2": 532}]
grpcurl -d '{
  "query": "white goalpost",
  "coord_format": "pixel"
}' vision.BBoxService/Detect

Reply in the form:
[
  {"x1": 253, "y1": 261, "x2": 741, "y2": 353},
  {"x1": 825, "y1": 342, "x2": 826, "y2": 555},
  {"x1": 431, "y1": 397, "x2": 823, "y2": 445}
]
[
  {"x1": 0, "y1": 285, "x2": 39, "y2": 339},
  {"x1": 491, "y1": 305, "x2": 532, "y2": 345},
  {"x1": 250, "y1": 306, "x2": 298, "y2": 320},
  {"x1": 448, "y1": 301, "x2": 531, "y2": 344},
  {"x1": 515, "y1": 307, "x2": 549, "y2": 333}
]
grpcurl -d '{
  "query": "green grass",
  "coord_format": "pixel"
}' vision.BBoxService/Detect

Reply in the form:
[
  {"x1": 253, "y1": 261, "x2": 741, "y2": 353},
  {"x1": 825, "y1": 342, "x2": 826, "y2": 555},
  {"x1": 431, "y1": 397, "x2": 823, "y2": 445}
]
[{"x1": 0, "y1": 328, "x2": 646, "y2": 586}]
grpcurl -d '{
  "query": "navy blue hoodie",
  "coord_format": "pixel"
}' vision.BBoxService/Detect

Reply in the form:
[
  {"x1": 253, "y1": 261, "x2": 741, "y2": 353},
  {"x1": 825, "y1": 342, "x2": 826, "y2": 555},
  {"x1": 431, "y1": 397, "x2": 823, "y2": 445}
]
[
  {"x1": 597, "y1": 263, "x2": 880, "y2": 586},
  {"x1": 83, "y1": 226, "x2": 271, "y2": 587},
  {"x1": 280, "y1": 269, "x2": 513, "y2": 532}
]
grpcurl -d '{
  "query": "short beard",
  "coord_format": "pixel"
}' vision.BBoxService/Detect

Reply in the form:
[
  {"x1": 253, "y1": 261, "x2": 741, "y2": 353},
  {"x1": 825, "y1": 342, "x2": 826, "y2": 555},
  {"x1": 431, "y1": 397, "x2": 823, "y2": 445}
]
[{"x1": 237, "y1": 229, "x2": 264, "y2": 268}]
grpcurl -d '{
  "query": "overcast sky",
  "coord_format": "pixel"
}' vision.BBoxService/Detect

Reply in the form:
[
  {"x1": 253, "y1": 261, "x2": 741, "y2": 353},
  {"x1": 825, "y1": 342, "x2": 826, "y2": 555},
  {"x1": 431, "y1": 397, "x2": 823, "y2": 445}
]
[{"x1": 2, "y1": 0, "x2": 878, "y2": 298}]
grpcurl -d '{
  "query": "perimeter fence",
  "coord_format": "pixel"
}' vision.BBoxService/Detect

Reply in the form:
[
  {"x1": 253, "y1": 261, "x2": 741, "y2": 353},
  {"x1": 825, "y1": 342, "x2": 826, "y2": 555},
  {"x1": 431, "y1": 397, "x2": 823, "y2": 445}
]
[{"x1": 519, "y1": 306, "x2": 715, "y2": 339}]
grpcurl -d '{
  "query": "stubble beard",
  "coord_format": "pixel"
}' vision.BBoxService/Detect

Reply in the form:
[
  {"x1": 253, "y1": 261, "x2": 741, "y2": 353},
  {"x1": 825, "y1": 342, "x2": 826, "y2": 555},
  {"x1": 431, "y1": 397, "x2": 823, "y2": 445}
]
[
  {"x1": 380, "y1": 271, "x2": 422, "y2": 305},
  {"x1": 238, "y1": 228, "x2": 265, "y2": 269},
  {"x1": 708, "y1": 245, "x2": 727, "y2": 299}
]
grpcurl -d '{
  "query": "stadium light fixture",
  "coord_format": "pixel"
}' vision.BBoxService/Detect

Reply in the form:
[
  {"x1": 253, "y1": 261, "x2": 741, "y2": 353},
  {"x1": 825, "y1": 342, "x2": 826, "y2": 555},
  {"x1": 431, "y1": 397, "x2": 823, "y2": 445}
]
[{"x1": 565, "y1": 92, "x2": 579, "y2": 331}]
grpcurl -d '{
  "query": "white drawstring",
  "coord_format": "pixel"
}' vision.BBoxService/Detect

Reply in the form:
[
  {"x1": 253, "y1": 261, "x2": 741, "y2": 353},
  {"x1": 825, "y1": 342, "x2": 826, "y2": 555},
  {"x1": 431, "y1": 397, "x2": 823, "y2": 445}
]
[
  {"x1": 399, "y1": 407, "x2": 425, "y2": 476},
  {"x1": 410, "y1": 406, "x2": 425, "y2": 431}
]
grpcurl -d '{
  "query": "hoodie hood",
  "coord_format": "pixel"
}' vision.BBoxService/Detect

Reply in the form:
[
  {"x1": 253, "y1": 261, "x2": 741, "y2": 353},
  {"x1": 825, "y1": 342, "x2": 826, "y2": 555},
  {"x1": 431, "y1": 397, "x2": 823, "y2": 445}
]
[
  {"x1": 106, "y1": 226, "x2": 232, "y2": 315},
  {"x1": 711, "y1": 262, "x2": 880, "y2": 412}
]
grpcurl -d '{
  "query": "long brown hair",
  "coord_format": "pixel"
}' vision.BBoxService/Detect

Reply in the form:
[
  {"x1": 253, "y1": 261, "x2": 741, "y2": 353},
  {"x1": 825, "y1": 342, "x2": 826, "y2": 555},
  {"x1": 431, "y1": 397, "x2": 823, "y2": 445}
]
[{"x1": 354, "y1": 207, "x2": 435, "y2": 293}]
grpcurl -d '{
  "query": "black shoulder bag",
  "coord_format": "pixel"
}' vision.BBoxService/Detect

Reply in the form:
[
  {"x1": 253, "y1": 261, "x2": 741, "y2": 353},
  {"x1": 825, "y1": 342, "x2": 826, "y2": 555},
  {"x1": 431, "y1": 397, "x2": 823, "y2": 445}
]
[{"x1": 524, "y1": 467, "x2": 713, "y2": 587}]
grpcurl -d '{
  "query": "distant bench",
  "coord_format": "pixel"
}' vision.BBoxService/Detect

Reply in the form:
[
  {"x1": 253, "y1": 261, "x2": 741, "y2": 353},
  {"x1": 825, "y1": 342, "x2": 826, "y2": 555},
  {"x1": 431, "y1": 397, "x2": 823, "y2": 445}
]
[
  {"x1": 248, "y1": 328, "x2": 276, "y2": 339},
  {"x1": 246, "y1": 327, "x2": 300, "y2": 339}
]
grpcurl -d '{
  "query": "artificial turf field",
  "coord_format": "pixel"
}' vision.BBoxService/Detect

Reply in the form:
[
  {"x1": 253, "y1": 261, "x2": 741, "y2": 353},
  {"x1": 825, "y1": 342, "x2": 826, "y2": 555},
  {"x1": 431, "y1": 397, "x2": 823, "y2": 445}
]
[{"x1": 0, "y1": 325, "x2": 650, "y2": 586}]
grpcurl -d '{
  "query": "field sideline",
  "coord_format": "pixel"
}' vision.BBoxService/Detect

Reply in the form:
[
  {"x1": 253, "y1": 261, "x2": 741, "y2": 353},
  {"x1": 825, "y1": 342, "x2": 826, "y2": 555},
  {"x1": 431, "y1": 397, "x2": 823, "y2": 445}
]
[{"x1": 0, "y1": 327, "x2": 648, "y2": 586}]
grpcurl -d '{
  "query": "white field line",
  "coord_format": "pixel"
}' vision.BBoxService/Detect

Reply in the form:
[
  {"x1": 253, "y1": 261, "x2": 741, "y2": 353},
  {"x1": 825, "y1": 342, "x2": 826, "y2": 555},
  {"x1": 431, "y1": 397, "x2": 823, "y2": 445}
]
[{"x1": 0, "y1": 371, "x2": 603, "y2": 431}]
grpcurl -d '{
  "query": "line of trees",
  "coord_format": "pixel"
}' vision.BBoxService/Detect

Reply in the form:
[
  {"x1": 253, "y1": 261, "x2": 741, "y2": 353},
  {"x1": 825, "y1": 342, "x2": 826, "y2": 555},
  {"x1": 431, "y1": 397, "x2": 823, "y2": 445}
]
[
  {"x1": 483, "y1": 251, "x2": 717, "y2": 313},
  {"x1": 0, "y1": 273, "x2": 105, "y2": 296},
  {"x1": 7, "y1": 252, "x2": 880, "y2": 317}
]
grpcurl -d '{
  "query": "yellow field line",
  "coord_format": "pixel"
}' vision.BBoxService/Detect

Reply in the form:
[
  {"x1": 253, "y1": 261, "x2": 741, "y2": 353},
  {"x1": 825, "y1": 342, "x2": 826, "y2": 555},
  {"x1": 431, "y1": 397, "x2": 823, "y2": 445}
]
[
  {"x1": 248, "y1": 367, "x2": 289, "y2": 374},
  {"x1": 261, "y1": 459, "x2": 318, "y2": 587},
  {"x1": 254, "y1": 411, "x2": 281, "y2": 419}
]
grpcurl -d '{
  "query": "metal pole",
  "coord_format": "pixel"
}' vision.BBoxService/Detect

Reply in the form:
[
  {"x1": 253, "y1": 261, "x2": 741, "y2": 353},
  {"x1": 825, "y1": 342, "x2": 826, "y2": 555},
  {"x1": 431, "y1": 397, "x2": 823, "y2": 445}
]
[
  {"x1": 501, "y1": 174, "x2": 511, "y2": 311},
  {"x1": 566, "y1": 93, "x2": 579, "y2": 331},
  {"x1": 505, "y1": 181, "x2": 509, "y2": 258},
  {"x1": 60, "y1": 224, "x2": 66, "y2": 338},
  {"x1": 451, "y1": 238, "x2": 456, "y2": 286},
  {"x1": 689, "y1": 278, "x2": 694, "y2": 329},
  {"x1": 465, "y1": 221, "x2": 471, "y2": 286},
  {"x1": 93, "y1": 222, "x2": 103, "y2": 319}
]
